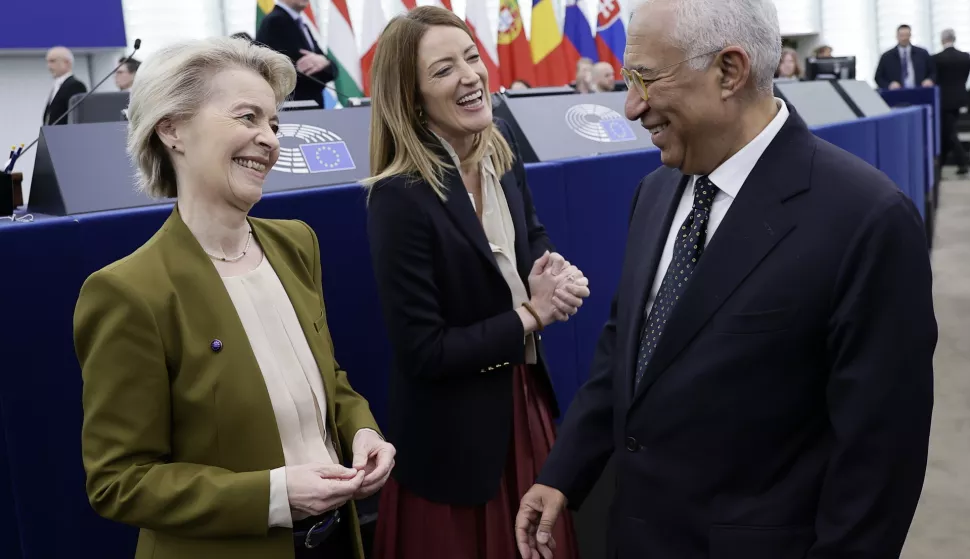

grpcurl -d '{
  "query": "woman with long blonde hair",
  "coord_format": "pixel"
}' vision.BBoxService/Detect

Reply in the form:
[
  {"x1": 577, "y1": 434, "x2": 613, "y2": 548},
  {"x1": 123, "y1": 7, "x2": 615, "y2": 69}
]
[{"x1": 363, "y1": 7, "x2": 586, "y2": 559}]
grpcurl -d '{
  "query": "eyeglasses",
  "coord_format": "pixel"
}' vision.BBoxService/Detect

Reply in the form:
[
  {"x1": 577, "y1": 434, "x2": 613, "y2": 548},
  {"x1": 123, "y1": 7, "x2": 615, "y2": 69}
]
[{"x1": 621, "y1": 48, "x2": 724, "y2": 101}]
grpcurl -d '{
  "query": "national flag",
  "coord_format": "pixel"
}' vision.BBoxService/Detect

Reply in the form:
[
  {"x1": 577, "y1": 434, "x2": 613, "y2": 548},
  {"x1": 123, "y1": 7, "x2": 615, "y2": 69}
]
[
  {"x1": 530, "y1": 0, "x2": 571, "y2": 86},
  {"x1": 595, "y1": 0, "x2": 626, "y2": 74},
  {"x1": 387, "y1": 0, "x2": 416, "y2": 17},
  {"x1": 496, "y1": 0, "x2": 536, "y2": 88},
  {"x1": 429, "y1": 0, "x2": 453, "y2": 9},
  {"x1": 359, "y1": 1, "x2": 387, "y2": 96},
  {"x1": 256, "y1": 0, "x2": 274, "y2": 29},
  {"x1": 301, "y1": 142, "x2": 357, "y2": 172},
  {"x1": 563, "y1": 0, "x2": 598, "y2": 71},
  {"x1": 326, "y1": 0, "x2": 364, "y2": 106},
  {"x1": 466, "y1": 0, "x2": 501, "y2": 92}
]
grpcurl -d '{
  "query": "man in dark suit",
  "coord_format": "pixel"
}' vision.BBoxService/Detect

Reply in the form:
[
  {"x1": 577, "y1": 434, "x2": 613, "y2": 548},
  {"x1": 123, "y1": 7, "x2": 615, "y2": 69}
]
[
  {"x1": 42, "y1": 46, "x2": 88, "y2": 126},
  {"x1": 876, "y1": 24, "x2": 936, "y2": 89},
  {"x1": 516, "y1": 1, "x2": 937, "y2": 558},
  {"x1": 255, "y1": 0, "x2": 337, "y2": 107},
  {"x1": 933, "y1": 29, "x2": 970, "y2": 175}
]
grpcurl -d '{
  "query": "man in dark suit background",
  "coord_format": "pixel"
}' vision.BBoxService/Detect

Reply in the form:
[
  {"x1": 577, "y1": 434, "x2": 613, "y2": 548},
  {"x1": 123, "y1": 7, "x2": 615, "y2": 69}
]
[
  {"x1": 43, "y1": 46, "x2": 88, "y2": 126},
  {"x1": 255, "y1": 0, "x2": 337, "y2": 107},
  {"x1": 933, "y1": 28, "x2": 970, "y2": 175},
  {"x1": 516, "y1": 0, "x2": 936, "y2": 558},
  {"x1": 876, "y1": 24, "x2": 936, "y2": 90}
]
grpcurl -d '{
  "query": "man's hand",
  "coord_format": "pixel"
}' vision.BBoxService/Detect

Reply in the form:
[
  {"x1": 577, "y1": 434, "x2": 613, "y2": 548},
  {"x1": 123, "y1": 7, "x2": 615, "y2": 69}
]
[
  {"x1": 297, "y1": 49, "x2": 331, "y2": 75},
  {"x1": 921, "y1": 78, "x2": 935, "y2": 87},
  {"x1": 351, "y1": 429, "x2": 396, "y2": 499},
  {"x1": 516, "y1": 484, "x2": 567, "y2": 559},
  {"x1": 888, "y1": 81, "x2": 902, "y2": 90}
]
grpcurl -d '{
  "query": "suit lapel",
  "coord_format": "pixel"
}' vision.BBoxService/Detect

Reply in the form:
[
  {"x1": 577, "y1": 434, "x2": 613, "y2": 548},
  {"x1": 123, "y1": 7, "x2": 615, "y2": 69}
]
[
  {"x1": 617, "y1": 169, "x2": 687, "y2": 405},
  {"x1": 631, "y1": 109, "x2": 814, "y2": 405},
  {"x1": 439, "y1": 156, "x2": 503, "y2": 278}
]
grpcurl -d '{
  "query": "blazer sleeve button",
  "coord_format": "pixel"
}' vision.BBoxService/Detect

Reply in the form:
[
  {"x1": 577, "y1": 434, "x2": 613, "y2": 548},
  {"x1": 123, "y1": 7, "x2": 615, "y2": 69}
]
[{"x1": 625, "y1": 437, "x2": 639, "y2": 452}]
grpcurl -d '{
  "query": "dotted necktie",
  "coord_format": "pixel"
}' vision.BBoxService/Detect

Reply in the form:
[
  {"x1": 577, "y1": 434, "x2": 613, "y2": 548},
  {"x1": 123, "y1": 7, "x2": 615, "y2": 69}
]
[{"x1": 634, "y1": 176, "x2": 718, "y2": 389}]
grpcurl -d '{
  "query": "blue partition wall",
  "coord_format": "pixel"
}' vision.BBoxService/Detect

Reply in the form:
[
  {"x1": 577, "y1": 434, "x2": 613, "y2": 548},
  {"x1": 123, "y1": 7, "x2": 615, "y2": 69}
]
[{"x1": 0, "y1": 106, "x2": 935, "y2": 559}]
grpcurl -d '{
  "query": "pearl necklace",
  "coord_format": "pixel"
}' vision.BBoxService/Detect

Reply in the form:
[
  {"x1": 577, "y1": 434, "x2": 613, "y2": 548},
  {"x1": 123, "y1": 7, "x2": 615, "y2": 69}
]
[{"x1": 204, "y1": 229, "x2": 253, "y2": 263}]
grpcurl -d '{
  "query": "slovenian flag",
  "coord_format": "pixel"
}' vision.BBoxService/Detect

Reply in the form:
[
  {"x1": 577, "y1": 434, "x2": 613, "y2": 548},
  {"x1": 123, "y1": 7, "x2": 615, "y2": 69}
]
[
  {"x1": 595, "y1": 0, "x2": 626, "y2": 74},
  {"x1": 563, "y1": 0, "x2": 598, "y2": 70}
]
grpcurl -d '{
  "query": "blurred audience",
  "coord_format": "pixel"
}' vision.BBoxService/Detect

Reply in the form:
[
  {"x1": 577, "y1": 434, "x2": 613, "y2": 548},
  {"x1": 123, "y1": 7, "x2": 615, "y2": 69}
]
[
  {"x1": 814, "y1": 45, "x2": 833, "y2": 58},
  {"x1": 573, "y1": 57, "x2": 594, "y2": 93},
  {"x1": 775, "y1": 47, "x2": 802, "y2": 80},
  {"x1": 509, "y1": 79, "x2": 531, "y2": 90},
  {"x1": 876, "y1": 24, "x2": 935, "y2": 89},
  {"x1": 255, "y1": 0, "x2": 336, "y2": 107},
  {"x1": 591, "y1": 61, "x2": 615, "y2": 92},
  {"x1": 43, "y1": 46, "x2": 87, "y2": 126},
  {"x1": 114, "y1": 57, "x2": 140, "y2": 92},
  {"x1": 933, "y1": 29, "x2": 970, "y2": 175}
]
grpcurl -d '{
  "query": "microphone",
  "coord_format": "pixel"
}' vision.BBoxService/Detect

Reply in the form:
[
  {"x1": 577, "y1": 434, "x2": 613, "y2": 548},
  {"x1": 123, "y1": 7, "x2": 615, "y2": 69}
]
[{"x1": 19, "y1": 39, "x2": 142, "y2": 160}]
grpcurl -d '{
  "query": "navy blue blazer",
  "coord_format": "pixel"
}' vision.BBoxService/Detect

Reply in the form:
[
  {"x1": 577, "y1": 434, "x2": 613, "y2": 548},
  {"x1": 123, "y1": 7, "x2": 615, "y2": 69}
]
[
  {"x1": 367, "y1": 118, "x2": 558, "y2": 505},
  {"x1": 875, "y1": 45, "x2": 936, "y2": 89},
  {"x1": 538, "y1": 107, "x2": 936, "y2": 559}
]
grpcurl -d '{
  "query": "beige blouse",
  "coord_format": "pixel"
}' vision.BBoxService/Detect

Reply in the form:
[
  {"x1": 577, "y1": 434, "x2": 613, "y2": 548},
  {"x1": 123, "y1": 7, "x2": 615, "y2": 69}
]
[
  {"x1": 437, "y1": 136, "x2": 537, "y2": 364},
  {"x1": 221, "y1": 255, "x2": 340, "y2": 528}
]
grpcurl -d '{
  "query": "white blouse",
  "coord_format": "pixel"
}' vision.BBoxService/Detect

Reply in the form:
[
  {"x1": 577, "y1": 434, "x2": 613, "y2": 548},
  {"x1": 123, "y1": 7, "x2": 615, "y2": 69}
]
[
  {"x1": 437, "y1": 135, "x2": 537, "y2": 364},
  {"x1": 221, "y1": 255, "x2": 340, "y2": 528}
]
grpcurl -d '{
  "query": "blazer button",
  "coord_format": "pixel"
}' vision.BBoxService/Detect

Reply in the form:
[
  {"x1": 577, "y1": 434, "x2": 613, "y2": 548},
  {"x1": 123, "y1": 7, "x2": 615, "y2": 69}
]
[{"x1": 625, "y1": 437, "x2": 639, "y2": 452}]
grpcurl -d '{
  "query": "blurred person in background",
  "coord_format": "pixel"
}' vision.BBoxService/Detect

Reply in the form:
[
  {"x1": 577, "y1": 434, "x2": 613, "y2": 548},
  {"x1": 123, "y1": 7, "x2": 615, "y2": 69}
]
[
  {"x1": 43, "y1": 46, "x2": 87, "y2": 125},
  {"x1": 591, "y1": 61, "x2": 617, "y2": 92},
  {"x1": 114, "y1": 57, "x2": 141, "y2": 91},
  {"x1": 574, "y1": 57, "x2": 594, "y2": 93},
  {"x1": 775, "y1": 47, "x2": 802, "y2": 80},
  {"x1": 255, "y1": 0, "x2": 336, "y2": 107},
  {"x1": 933, "y1": 28, "x2": 970, "y2": 176},
  {"x1": 876, "y1": 24, "x2": 935, "y2": 89}
]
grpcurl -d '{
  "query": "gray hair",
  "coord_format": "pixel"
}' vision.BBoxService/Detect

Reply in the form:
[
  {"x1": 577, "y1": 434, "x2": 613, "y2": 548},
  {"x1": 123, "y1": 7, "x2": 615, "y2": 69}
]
[
  {"x1": 126, "y1": 36, "x2": 296, "y2": 198},
  {"x1": 633, "y1": 0, "x2": 781, "y2": 95},
  {"x1": 941, "y1": 29, "x2": 956, "y2": 44}
]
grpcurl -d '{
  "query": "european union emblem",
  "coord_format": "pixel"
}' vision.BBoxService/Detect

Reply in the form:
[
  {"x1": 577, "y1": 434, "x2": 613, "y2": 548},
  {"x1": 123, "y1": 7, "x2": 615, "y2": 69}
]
[
  {"x1": 602, "y1": 119, "x2": 637, "y2": 142},
  {"x1": 300, "y1": 142, "x2": 357, "y2": 173}
]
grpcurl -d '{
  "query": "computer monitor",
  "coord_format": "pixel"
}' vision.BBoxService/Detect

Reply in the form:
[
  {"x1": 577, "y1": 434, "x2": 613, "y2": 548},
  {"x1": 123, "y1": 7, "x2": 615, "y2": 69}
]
[
  {"x1": 805, "y1": 56, "x2": 856, "y2": 81},
  {"x1": 67, "y1": 92, "x2": 130, "y2": 124}
]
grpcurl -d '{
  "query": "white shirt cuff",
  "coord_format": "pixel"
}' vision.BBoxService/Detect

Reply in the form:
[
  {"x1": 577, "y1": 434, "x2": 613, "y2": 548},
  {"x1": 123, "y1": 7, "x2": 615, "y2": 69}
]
[
  {"x1": 356, "y1": 428, "x2": 383, "y2": 441},
  {"x1": 269, "y1": 466, "x2": 293, "y2": 528}
]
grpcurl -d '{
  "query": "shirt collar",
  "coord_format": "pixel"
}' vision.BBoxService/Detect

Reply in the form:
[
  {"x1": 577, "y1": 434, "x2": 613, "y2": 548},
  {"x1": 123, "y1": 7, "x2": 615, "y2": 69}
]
[
  {"x1": 703, "y1": 98, "x2": 789, "y2": 200},
  {"x1": 898, "y1": 45, "x2": 911, "y2": 53},
  {"x1": 432, "y1": 132, "x2": 496, "y2": 177},
  {"x1": 53, "y1": 72, "x2": 73, "y2": 90},
  {"x1": 276, "y1": 1, "x2": 302, "y2": 21}
]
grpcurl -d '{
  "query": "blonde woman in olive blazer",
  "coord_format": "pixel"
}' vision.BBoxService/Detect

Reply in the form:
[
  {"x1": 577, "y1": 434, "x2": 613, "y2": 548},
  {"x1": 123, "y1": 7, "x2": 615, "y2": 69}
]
[{"x1": 74, "y1": 38, "x2": 393, "y2": 559}]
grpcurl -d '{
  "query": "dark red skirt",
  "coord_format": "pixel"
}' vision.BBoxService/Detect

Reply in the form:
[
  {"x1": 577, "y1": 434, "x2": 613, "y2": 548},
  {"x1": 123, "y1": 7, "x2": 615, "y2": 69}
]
[{"x1": 373, "y1": 365, "x2": 579, "y2": 559}]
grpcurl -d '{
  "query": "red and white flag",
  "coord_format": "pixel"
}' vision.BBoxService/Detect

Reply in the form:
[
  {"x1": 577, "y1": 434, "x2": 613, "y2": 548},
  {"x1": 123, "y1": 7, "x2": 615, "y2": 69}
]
[
  {"x1": 359, "y1": 1, "x2": 388, "y2": 96},
  {"x1": 466, "y1": 0, "x2": 501, "y2": 92}
]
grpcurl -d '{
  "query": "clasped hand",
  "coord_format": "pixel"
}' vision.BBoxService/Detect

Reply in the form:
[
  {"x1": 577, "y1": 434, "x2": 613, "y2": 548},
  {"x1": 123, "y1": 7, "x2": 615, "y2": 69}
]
[
  {"x1": 296, "y1": 49, "x2": 331, "y2": 75},
  {"x1": 286, "y1": 429, "x2": 395, "y2": 520},
  {"x1": 528, "y1": 251, "x2": 591, "y2": 326}
]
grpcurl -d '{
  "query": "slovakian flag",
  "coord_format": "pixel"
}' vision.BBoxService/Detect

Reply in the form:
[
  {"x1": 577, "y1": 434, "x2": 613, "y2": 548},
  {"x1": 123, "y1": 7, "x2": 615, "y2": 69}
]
[
  {"x1": 563, "y1": 0, "x2": 598, "y2": 71},
  {"x1": 466, "y1": 0, "x2": 501, "y2": 92},
  {"x1": 530, "y1": 0, "x2": 571, "y2": 86},
  {"x1": 596, "y1": 0, "x2": 626, "y2": 74},
  {"x1": 497, "y1": 0, "x2": 536, "y2": 88}
]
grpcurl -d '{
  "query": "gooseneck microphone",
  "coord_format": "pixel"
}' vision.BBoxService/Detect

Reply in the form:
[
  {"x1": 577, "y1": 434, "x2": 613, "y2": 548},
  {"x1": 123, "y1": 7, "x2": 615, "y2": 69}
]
[{"x1": 20, "y1": 39, "x2": 142, "y2": 159}]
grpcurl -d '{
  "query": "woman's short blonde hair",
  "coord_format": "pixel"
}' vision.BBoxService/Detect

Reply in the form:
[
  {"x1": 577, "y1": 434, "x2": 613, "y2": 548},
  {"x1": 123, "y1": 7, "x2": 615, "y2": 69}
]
[
  {"x1": 362, "y1": 6, "x2": 514, "y2": 199},
  {"x1": 127, "y1": 36, "x2": 296, "y2": 198}
]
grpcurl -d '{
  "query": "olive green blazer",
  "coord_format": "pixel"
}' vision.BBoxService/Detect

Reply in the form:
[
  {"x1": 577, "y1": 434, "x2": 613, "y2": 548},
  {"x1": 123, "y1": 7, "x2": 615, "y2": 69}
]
[{"x1": 74, "y1": 209, "x2": 381, "y2": 559}]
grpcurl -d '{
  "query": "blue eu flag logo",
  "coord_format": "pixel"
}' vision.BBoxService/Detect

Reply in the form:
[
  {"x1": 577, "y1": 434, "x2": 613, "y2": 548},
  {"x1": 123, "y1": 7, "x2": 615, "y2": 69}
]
[
  {"x1": 300, "y1": 142, "x2": 357, "y2": 173},
  {"x1": 602, "y1": 119, "x2": 636, "y2": 142}
]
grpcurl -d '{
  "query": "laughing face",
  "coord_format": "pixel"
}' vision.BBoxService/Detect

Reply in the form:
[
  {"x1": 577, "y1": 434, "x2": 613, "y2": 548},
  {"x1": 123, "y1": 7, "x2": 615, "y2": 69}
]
[
  {"x1": 417, "y1": 25, "x2": 491, "y2": 149},
  {"x1": 159, "y1": 68, "x2": 280, "y2": 210}
]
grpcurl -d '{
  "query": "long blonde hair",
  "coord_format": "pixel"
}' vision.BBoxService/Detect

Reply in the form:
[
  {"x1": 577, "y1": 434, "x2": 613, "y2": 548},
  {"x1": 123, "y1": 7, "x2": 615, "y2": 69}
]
[{"x1": 361, "y1": 6, "x2": 514, "y2": 199}]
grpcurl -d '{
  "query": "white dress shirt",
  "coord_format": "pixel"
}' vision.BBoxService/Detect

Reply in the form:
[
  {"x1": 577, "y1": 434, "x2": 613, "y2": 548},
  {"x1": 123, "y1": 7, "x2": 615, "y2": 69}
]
[
  {"x1": 47, "y1": 72, "x2": 73, "y2": 106},
  {"x1": 437, "y1": 135, "x2": 538, "y2": 364},
  {"x1": 898, "y1": 46, "x2": 916, "y2": 88},
  {"x1": 644, "y1": 99, "x2": 790, "y2": 317},
  {"x1": 276, "y1": 1, "x2": 317, "y2": 51},
  {"x1": 222, "y1": 255, "x2": 340, "y2": 528}
]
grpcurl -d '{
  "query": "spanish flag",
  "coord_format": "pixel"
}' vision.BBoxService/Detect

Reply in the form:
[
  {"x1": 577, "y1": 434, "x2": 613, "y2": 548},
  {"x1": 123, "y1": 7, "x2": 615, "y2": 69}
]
[{"x1": 530, "y1": 0, "x2": 571, "y2": 86}]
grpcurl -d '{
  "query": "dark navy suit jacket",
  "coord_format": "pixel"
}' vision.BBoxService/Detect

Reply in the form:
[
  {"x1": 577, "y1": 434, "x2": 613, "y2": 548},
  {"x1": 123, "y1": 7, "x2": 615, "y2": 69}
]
[
  {"x1": 875, "y1": 45, "x2": 936, "y2": 89},
  {"x1": 538, "y1": 107, "x2": 936, "y2": 559}
]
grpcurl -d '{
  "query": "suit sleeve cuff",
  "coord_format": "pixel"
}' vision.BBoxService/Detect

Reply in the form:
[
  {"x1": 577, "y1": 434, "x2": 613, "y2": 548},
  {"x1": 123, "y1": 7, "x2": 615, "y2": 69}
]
[
  {"x1": 356, "y1": 428, "x2": 383, "y2": 441},
  {"x1": 269, "y1": 467, "x2": 293, "y2": 529}
]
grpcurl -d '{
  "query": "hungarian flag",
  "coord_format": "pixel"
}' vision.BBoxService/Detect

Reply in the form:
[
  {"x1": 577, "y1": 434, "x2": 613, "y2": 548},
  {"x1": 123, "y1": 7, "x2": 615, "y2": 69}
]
[
  {"x1": 496, "y1": 0, "x2": 535, "y2": 88},
  {"x1": 595, "y1": 0, "x2": 626, "y2": 74},
  {"x1": 327, "y1": 0, "x2": 363, "y2": 106},
  {"x1": 359, "y1": 0, "x2": 387, "y2": 96},
  {"x1": 530, "y1": 0, "x2": 571, "y2": 86},
  {"x1": 466, "y1": 0, "x2": 501, "y2": 92}
]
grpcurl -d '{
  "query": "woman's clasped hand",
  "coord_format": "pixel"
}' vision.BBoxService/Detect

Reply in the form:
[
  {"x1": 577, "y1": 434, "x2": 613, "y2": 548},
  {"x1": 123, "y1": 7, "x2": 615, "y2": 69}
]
[{"x1": 528, "y1": 251, "x2": 591, "y2": 325}]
